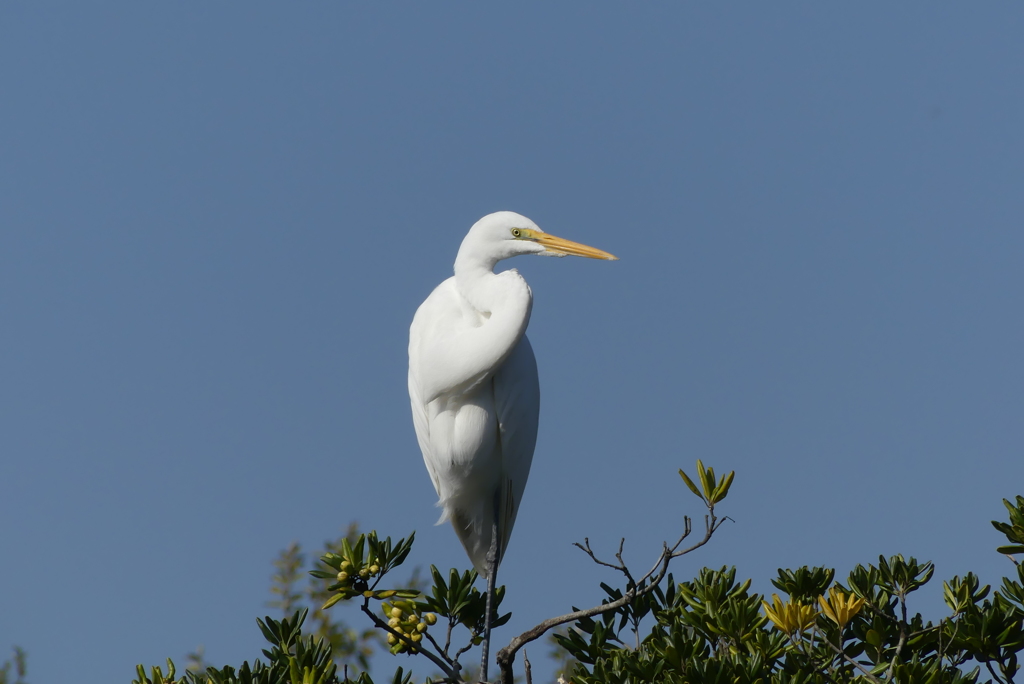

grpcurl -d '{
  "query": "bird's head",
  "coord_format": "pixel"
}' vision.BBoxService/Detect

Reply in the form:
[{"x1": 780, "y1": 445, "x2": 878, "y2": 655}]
[{"x1": 458, "y1": 211, "x2": 618, "y2": 268}]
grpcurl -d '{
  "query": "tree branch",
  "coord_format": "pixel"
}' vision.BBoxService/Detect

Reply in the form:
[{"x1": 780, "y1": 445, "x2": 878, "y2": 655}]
[
  {"x1": 495, "y1": 510, "x2": 724, "y2": 684},
  {"x1": 359, "y1": 603, "x2": 459, "y2": 682}
]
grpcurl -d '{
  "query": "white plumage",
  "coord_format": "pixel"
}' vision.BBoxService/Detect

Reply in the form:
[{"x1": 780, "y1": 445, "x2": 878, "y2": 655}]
[{"x1": 408, "y1": 211, "x2": 616, "y2": 577}]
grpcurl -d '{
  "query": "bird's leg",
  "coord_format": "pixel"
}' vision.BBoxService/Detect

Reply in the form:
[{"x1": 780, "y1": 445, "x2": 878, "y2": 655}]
[{"x1": 479, "y1": 496, "x2": 499, "y2": 683}]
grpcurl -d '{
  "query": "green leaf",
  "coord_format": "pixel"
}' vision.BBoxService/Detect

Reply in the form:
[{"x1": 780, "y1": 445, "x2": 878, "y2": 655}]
[
  {"x1": 257, "y1": 616, "x2": 276, "y2": 644},
  {"x1": 392, "y1": 532, "x2": 415, "y2": 567},
  {"x1": 341, "y1": 537, "x2": 354, "y2": 563},
  {"x1": 322, "y1": 593, "x2": 346, "y2": 610},
  {"x1": 696, "y1": 459, "x2": 713, "y2": 499},
  {"x1": 353, "y1": 534, "x2": 366, "y2": 564},
  {"x1": 711, "y1": 471, "x2": 735, "y2": 503},
  {"x1": 321, "y1": 552, "x2": 342, "y2": 569},
  {"x1": 309, "y1": 570, "x2": 336, "y2": 579},
  {"x1": 679, "y1": 469, "x2": 704, "y2": 500}
]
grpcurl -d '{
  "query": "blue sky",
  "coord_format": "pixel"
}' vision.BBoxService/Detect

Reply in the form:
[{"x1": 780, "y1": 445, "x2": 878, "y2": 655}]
[{"x1": 1, "y1": 4, "x2": 1022, "y2": 682}]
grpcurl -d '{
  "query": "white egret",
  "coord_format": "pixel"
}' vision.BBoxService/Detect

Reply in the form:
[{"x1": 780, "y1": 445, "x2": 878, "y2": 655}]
[{"x1": 408, "y1": 211, "x2": 617, "y2": 680}]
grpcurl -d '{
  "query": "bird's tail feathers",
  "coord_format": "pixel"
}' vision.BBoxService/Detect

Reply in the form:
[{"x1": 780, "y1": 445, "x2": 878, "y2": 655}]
[
  {"x1": 436, "y1": 493, "x2": 501, "y2": 578},
  {"x1": 434, "y1": 497, "x2": 451, "y2": 526},
  {"x1": 449, "y1": 505, "x2": 495, "y2": 579}
]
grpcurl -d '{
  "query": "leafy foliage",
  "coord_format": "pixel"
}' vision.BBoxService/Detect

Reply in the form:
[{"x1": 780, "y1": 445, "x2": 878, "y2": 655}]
[
  {"x1": 133, "y1": 610, "x2": 353, "y2": 684},
  {"x1": 554, "y1": 551, "x2": 1024, "y2": 684},
  {"x1": 132, "y1": 468, "x2": 1024, "y2": 684},
  {"x1": 0, "y1": 647, "x2": 26, "y2": 684},
  {"x1": 312, "y1": 530, "x2": 509, "y2": 681},
  {"x1": 267, "y1": 526, "x2": 399, "y2": 674},
  {"x1": 993, "y1": 497, "x2": 1024, "y2": 557}
]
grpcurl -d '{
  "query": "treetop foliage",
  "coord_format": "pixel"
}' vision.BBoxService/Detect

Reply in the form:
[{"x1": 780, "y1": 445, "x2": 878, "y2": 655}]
[{"x1": 118, "y1": 467, "x2": 1024, "y2": 683}]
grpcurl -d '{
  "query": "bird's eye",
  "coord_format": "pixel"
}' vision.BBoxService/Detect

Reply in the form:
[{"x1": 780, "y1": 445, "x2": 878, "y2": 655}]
[{"x1": 511, "y1": 228, "x2": 522, "y2": 238}]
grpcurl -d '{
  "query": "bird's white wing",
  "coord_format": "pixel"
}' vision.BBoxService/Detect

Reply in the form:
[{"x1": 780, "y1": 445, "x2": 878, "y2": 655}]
[
  {"x1": 492, "y1": 333, "x2": 540, "y2": 561},
  {"x1": 408, "y1": 368, "x2": 436, "y2": 493},
  {"x1": 408, "y1": 280, "x2": 461, "y2": 497},
  {"x1": 410, "y1": 275, "x2": 531, "y2": 407}
]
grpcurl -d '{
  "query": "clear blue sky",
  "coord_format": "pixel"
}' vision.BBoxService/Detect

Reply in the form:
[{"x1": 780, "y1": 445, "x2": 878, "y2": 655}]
[{"x1": 1, "y1": 4, "x2": 1022, "y2": 683}]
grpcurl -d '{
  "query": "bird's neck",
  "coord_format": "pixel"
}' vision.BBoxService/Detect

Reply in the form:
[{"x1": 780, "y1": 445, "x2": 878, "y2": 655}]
[
  {"x1": 453, "y1": 256, "x2": 502, "y2": 313},
  {"x1": 454, "y1": 249, "x2": 533, "y2": 322}
]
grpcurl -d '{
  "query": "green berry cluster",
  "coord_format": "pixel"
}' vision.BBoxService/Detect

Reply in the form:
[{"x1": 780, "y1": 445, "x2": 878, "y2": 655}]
[
  {"x1": 381, "y1": 600, "x2": 438, "y2": 654},
  {"x1": 333, "y1": 557, "x2": 382, "y2": 597}
]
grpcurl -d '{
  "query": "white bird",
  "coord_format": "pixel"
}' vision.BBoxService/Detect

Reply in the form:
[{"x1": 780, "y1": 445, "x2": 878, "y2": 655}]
[{"x1": 408, "y1": 211, "x2": 616, "y2": 678}]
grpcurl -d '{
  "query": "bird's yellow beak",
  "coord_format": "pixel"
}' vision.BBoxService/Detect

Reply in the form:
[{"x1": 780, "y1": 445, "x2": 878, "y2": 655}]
[{"x1": 526, "y1": 230, "x2": 618, "y2": 261}]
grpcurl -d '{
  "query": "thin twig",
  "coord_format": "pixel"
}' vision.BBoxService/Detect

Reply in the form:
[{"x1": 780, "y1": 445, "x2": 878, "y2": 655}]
[
  {"x1": 883, "y1": 592, "x2": 909, "y2": 683},
  {"x1": 573, "y1": 538, "x2": 627, "y2": 573},
  {"x1": 986, "y1": 661, "x2": 1008, "y2": 684},
  {"x1": 444, "y1": 617, "x2": 455, "y2": 656},
  {"x1": 454, "y1": 633, "x2": 478, "y2": 664},
  {"x1": 424, "y1": 631, "x2": 456, "y2": 668},
  {"x1": 612, "y1": 538, "x2": 639, "y2": 588}
]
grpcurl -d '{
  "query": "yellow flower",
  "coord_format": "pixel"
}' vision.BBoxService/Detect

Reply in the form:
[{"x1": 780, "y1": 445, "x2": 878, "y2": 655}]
[
  {"x1": 818, "y1": 587, "x2": 866, "y2": 628},
  {"x1": 762, "y1": 594, "x2": 818, "y2": 635}
]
